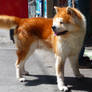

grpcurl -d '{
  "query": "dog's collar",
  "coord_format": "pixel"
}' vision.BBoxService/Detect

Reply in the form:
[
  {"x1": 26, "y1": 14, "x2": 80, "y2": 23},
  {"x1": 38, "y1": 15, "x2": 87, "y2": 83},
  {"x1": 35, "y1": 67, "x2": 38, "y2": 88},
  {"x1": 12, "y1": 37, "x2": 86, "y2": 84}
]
[{"x1": 54, "y1": 30, "x2": 68, "y2": 36}]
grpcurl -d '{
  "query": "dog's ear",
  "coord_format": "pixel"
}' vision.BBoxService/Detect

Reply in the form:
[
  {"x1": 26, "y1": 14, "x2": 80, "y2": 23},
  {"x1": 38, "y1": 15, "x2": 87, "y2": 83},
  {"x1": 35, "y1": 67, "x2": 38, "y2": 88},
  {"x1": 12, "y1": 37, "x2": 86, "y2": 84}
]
[
  {"x1": 54, "y1": 6, "x2": 59, "y2": 13},
  {"x1": 66, "y1": 7, "x2": 76, "y2": 16}
]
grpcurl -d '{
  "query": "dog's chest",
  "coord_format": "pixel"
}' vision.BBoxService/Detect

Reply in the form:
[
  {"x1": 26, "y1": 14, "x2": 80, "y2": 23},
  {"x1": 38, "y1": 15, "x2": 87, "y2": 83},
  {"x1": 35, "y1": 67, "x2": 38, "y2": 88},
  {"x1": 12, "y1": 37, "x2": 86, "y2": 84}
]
[{"x1": 56, "y1": 35, "x2": 83, "y2": 56}]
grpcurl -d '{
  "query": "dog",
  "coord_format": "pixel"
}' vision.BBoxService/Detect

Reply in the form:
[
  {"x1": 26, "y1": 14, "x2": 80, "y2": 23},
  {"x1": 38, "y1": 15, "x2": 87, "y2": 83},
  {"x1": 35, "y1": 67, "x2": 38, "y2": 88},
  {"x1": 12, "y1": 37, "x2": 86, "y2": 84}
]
[{"x1": 0, "y1": 7, "x2": 86, "y2": 91}]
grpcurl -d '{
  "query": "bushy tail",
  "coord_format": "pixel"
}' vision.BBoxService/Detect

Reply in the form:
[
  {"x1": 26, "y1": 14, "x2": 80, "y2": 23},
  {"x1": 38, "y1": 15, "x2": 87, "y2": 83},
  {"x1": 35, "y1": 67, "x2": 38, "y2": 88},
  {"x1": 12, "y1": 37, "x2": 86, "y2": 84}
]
[{"x1": 0, "y1": 15, "x2": 20, "y2": 29}]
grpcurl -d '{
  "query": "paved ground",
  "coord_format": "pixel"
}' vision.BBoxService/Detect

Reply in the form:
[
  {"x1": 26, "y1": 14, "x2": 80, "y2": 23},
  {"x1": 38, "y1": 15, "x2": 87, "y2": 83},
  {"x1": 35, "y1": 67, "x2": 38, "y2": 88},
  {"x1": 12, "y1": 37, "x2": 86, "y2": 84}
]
[{"x1": 0, "y1": 29, "x2": 92, "y2": 92}]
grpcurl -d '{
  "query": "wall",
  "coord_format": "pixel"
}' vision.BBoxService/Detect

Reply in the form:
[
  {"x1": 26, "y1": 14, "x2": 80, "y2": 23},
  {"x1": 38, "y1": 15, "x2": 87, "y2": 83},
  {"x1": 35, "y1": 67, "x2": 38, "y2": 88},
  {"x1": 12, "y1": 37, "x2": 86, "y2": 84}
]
[{"x1": 0, "y1": 0, "x2": 28, "y2": 18}]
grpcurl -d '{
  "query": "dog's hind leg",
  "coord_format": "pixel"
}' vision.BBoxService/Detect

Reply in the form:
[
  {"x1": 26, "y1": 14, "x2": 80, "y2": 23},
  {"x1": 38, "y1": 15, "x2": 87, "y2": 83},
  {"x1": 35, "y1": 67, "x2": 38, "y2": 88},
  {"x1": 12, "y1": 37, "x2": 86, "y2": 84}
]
[
  {"x1": 16, "y1": 49, "x2": 30, "y2": 82},
  {"x1": 15, "y1": 41, "x2": 38, "y2": 82}
]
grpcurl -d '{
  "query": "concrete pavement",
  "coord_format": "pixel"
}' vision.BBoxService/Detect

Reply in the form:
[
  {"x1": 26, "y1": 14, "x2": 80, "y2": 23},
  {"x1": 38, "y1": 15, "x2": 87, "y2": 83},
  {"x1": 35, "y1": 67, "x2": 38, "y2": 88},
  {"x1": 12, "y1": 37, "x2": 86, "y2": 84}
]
[{"x1": 0, "y1": 29, "x2": 92, "y2": 92}]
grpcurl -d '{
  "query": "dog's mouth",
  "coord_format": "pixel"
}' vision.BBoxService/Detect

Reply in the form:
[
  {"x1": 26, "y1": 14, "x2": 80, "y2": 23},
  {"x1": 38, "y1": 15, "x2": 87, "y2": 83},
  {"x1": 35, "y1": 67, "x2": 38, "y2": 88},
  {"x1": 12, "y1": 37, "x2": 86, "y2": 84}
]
[
  {"x1": 52, "y1": 26, "x2": 68, "y2": 36},
  {"x1": 53, "y1": 30, "x2": 68, "y2": 36}
]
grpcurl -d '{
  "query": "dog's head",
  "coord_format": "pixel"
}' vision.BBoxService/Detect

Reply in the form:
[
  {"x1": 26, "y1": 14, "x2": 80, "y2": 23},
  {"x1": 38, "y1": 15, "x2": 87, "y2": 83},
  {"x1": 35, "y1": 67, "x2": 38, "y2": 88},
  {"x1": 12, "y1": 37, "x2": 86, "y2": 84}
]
[{"x1": 52, "y1": 7, "x2": 85, "y2": 36}]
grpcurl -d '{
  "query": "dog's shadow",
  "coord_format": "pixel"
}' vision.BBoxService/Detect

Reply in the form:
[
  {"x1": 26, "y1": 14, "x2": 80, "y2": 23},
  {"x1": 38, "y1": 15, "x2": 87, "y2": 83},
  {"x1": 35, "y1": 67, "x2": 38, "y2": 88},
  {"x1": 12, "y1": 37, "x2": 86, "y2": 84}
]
[
  {"x1": 24, "y1": 74, "x2": 92, "y2": 92},
  {"x1": 64, "y1": 77, "x2": 92, "y2": 92},
  {"x1": 24, "y1": 74, "x2": 57, "y2": 86}
]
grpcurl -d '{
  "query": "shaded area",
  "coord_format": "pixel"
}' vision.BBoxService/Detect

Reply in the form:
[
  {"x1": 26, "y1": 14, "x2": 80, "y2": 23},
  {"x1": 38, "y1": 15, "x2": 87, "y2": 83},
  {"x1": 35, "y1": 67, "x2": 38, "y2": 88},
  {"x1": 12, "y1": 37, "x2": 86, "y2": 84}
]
[
  {"x1": 65, "y1": 77, "x2": 92, "y2": 92},
  {"x1": 24, "y1": 74, "x2": 57, "y2": 86},
  {"x1": 24, "y1": 74, "x2": 92, "y2": 92}
]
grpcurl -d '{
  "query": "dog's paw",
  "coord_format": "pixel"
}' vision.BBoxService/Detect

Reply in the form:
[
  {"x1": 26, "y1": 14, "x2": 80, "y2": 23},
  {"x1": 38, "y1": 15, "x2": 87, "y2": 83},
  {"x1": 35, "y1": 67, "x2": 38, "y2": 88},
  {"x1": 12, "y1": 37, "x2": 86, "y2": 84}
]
[
  {"x1": 19, "y1": 78, "x2": 26, "y2": 82},
  {"x1": 58, "y1": 85, "x2": 68, "y2": 92},
  {"x1": 58, "y1": 82, "x2": 68, "y2": 92}
]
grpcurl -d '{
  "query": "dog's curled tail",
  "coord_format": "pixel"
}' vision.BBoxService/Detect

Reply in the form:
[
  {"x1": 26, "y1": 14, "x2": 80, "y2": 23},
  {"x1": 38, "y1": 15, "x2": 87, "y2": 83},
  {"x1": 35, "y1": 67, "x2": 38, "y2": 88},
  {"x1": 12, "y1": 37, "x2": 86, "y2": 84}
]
[{"x1": 0, "y1": 15, "x2": 20, "y2": 29}]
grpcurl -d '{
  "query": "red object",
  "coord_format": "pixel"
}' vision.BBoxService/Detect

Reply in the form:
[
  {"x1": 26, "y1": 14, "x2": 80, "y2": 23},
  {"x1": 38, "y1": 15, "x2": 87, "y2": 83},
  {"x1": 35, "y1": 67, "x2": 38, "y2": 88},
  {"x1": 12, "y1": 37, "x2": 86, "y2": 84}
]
[{"x1": 0, "y1": 0, "x2": 28, "y2": 18}]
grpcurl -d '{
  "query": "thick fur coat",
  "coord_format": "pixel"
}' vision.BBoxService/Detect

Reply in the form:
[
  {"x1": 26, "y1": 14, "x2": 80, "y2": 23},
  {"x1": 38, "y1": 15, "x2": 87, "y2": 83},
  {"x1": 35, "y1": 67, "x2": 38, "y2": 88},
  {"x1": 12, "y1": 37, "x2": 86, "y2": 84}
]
[{"x1": 0, "y1": 7, "x2": 86, "y2": 91}]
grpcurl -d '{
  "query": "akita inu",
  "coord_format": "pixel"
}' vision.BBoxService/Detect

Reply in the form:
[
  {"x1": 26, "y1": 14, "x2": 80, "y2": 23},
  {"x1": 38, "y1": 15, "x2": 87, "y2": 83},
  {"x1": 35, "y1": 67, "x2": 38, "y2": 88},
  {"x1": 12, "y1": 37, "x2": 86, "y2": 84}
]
[{"x1": 0, "y1": 7, "x2": 86, "y2": 91}]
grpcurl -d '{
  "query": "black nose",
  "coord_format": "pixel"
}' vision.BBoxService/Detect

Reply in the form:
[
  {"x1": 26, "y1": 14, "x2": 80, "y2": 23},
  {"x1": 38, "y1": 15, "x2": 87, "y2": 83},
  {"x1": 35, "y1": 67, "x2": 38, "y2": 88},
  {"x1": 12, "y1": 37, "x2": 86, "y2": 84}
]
[{"x1": 52, "y1": 26, "x2": 56, "y2": 30}]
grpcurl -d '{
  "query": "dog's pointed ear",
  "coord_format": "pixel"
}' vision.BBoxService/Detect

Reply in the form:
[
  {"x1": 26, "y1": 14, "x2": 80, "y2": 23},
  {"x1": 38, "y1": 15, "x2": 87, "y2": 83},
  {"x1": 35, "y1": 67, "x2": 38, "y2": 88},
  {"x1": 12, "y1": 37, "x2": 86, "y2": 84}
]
[
  {"x1": 54, "y1": 6, "x2": 59, "y2": 13},
  {"x1": 66, "y1": 7, "x2": 75, "y2": 16}
]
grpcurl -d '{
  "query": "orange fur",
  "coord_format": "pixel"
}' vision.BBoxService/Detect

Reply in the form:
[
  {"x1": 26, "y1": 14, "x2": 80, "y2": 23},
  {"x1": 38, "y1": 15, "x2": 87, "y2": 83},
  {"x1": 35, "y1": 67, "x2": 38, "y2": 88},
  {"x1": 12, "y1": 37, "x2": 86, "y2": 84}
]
[
  {"x1": 0, "y1": 7, "x2": 86, "y2": 91},
  {"x1": 13, "y1": 18, "x2": 56, "y2": 64}
]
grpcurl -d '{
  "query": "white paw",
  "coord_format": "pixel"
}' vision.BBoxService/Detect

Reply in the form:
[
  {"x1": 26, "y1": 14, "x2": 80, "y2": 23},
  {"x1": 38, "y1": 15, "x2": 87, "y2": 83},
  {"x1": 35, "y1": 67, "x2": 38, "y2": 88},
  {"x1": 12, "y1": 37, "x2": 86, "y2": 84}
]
[
  {"x1": 57, "y1": 81, "x2": 68, "y2": 91},
  {"x1": 19, "y1": 78, "x2": 26, "y2": 82},
  {"x1": 58, "y1": 85, "x2": 68, "y2": 92}
]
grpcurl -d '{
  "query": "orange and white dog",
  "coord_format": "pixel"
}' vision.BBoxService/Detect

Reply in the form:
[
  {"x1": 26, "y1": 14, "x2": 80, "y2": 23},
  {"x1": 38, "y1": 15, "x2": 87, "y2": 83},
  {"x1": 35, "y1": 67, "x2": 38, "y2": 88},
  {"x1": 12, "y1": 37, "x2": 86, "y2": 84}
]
[{"x1": 0, "y1": 7, "x2": 86, "y2": 91}]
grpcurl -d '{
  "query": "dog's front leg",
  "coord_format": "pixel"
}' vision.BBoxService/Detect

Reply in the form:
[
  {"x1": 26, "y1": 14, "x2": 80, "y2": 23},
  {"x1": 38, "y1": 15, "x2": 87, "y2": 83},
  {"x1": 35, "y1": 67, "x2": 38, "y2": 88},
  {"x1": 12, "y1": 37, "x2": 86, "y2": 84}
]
[
  {"x1": 69, "y1": 55, "x2": 84, "y2": 78},
  {"x1": 56, "y1": 56, "x2": 68, "y2": 91}
]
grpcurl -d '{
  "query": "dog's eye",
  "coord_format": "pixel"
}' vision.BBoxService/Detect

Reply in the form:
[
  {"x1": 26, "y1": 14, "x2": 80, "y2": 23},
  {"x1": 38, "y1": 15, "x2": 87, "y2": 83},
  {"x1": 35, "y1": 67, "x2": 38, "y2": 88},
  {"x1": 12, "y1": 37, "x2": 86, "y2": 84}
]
[{"x1": 60, "y1": 21, "x2": 63, "y2": 24}]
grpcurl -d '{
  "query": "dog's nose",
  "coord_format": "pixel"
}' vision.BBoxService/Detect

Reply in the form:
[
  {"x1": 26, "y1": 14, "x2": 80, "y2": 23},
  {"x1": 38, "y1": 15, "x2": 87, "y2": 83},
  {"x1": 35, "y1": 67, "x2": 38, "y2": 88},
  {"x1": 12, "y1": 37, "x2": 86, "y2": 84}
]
[{"x1": 52, "y1": 26, "x2": 56, "y2": 30}]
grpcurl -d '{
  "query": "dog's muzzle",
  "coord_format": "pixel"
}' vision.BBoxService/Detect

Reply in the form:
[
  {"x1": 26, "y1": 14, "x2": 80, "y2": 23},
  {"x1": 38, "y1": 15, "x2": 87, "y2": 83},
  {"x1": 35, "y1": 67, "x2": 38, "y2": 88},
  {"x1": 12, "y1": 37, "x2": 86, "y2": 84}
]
[
  {"x1": 52, "y1": 26, "x2": 56, "y2": 31},
  {"x1": 52, "y1": 26, "x2": 68, "y2": 36}
]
